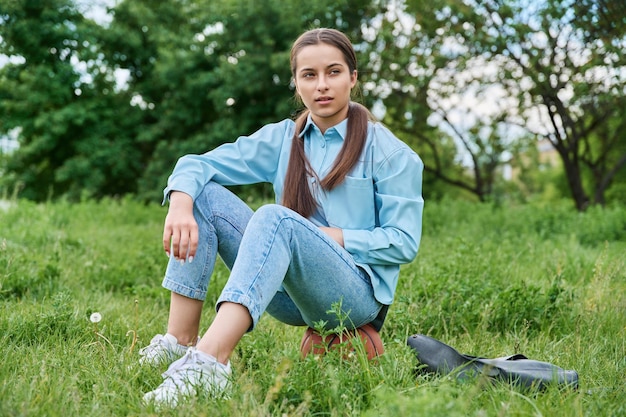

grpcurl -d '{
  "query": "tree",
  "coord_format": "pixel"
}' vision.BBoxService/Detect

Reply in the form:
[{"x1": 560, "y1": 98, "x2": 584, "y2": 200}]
[
  {"x1": 1, "y1": 0, "x2": 383, "y2": 202},
  {"x1": 359, "y1": 1, "x2": 519, "y2": 202},
  {"x1": 378, "y1": 0, "x2": 626, "y2": 210},
  {"x1": 477, "y1": 0, "x2": 626, "y2": 210},
  {"x1": 98, "y1": 0, "x2": 384, "y2": 201},
  {"x1": 0, "y1": 0, "x2": 145, "y2": 200}
]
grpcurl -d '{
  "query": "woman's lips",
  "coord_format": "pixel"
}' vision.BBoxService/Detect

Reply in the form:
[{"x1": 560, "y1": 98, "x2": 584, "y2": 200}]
[{"x1": 315, "y1": 96, "x2": 333, "y2": 104}]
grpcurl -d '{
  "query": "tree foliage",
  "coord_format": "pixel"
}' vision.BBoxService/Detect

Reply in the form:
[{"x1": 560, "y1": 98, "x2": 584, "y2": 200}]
[
  {"x1": 359, "y1": 1, "x2": 499, "y2": 202},
  {"x1": 0, "y1": 0, "x2": 381, "y2": 202},
  {"x1": 1, "y1": 0, "x2": 625, "y2": 209},
  {"x1": 0, "y1": 0, "x2": 143, "y2": 200},
  {"x1": 379, "y1": 0, "x2": 626, "y2": 210}
]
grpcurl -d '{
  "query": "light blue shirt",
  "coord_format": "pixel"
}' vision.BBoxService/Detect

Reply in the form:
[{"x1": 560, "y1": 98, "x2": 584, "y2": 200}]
[{"x1": 164, "y1": 115, "x2": 424, "y2": 305}]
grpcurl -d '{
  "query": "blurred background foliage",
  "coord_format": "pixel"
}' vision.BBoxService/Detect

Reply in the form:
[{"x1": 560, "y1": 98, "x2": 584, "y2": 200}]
[{"x1": 0, "y1": 0, "x2": 624, "y2": 209}]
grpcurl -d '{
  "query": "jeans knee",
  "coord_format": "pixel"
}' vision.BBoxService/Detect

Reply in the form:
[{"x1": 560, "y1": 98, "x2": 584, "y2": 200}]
[
  {"x1": 247, "y1": 204, "x2": 303, "y2": 239},
  {"x1": 253, "y1": 204, "x2": 295, "y2": 222},
  {"x1": 194, "y1": 181, "x2": 250, "y2": 223},
  {"x1": 195, "y1": 181, "x2": 224, "y2": 206}
]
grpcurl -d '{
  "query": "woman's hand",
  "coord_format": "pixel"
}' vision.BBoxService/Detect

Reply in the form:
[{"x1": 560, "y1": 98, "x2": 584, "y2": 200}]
[
  {"x1": 163, "y1": 191, "x2": 198, "y2": 262},
  {"x1": 319, "y1": 226, "x2": 344, "y2": 247}
]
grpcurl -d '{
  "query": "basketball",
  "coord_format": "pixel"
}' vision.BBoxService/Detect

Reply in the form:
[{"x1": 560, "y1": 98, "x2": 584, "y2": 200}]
[{"x1": 300, "y1": 323, "x2": 384, "y2": 360}]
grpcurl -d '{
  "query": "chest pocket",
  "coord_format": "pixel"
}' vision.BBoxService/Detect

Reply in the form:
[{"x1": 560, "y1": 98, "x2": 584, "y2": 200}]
[{"x1": 324, "y1": 176, "x2": 376, "y2": 230}]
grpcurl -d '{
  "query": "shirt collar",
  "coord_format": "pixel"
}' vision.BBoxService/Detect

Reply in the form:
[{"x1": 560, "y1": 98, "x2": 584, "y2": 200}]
[{"x1": 298, "y1": 113, "x2": 348, "y2": 140}]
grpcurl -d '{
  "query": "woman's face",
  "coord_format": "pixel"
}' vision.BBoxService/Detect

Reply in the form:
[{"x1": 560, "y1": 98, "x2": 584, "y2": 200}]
[{"x1": 293, "y1": 43, "x2": 357, "y2": 133}]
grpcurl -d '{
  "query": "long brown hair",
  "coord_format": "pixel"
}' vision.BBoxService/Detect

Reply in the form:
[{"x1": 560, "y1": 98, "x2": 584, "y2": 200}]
[{"x1": 282, "y1": 28, "x2": 373, "y2": 217}]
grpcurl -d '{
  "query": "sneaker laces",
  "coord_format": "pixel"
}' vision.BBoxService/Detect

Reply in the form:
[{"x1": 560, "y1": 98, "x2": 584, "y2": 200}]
[
  {"x1": 139, "y1": 334, "x2": 174, "y2": 362},
  {"x1": 139, "y1": 333, "x2": 200, "y2": 364},
  {"x1": 161, "y1": 348, "x2": 231, "y2": 394},
  {"x1": 140, "y1": 334, "x2": 169, "y2": 356},
  {"x1": 162, "y1": 348, "x2": 203, "y2": 381}
]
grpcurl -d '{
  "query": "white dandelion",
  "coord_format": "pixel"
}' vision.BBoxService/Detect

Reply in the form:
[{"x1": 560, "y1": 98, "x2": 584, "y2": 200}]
[{"x1": 90, "y1": 312, "x2": 102, "y2": 323}]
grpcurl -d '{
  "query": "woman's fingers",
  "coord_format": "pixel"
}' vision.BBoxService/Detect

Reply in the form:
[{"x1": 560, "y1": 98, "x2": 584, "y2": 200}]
[
  {"x1": 163, "y1": 217, "x2": 198, "y2": 263},
  {"x1": 188, "y1": 224, "x2": 199, "y2": 263},
  {"x1": 163, "y1": 224, "x2": 173, "y2": 255},
  {"x1": 163, "y1": 192, "x2": 197, "y2": 263}
]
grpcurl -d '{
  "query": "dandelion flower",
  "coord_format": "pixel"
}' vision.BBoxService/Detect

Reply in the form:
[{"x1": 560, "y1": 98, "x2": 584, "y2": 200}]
[{"x1": 90, "y1": 312, "x2": 102, "y2": 323}]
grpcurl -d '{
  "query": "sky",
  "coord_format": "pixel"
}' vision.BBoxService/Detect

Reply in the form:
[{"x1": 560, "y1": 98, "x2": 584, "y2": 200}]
[{"x1": 75, "y1": 0, "x2": 115, "y2": 25}]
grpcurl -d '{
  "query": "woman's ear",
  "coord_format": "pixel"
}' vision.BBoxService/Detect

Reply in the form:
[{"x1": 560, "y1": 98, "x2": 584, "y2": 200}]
[{"x1": 351, "y1": 70, "x2": 358, "y2": 88}]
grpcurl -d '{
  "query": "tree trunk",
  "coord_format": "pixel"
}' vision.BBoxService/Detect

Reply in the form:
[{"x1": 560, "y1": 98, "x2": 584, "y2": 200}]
[{"x1": 559, "y1": 152, "x2": 590, "y2": 212}]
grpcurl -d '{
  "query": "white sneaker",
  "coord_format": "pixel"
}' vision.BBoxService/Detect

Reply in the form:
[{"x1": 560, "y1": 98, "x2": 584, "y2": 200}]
[
  {"x1": 139, "y1": 333, "x2": 197, "y2": 366},
  {"x1": 143, "y1": 348, "x2": 232, "y2": 407}
]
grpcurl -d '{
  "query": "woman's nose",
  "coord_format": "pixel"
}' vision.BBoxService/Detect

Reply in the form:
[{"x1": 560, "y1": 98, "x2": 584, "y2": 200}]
[{"x1": 317, "y1": 75, "x2": 329, "y2": 91}]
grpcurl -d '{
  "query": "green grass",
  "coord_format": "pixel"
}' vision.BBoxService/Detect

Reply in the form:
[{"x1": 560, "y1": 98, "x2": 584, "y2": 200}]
[{"x1": 1, "y1": 197, "x2": 624, "y2": 416}]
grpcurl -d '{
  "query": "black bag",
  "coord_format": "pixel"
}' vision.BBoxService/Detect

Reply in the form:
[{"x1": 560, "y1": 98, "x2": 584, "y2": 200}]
[{"x1": 407, "y1": 334, "x2": 579, "y2": 391}]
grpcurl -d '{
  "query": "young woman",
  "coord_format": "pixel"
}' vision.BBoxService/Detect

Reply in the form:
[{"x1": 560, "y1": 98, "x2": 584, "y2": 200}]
[{"x1": 141, "y1": 28, "x2": 424, "y2": 406}]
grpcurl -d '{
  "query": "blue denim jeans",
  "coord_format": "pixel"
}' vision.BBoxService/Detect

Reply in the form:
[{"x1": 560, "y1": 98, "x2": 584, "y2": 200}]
[{"x1": 162, "y1": 182, "x2": 382, "y2": 331}]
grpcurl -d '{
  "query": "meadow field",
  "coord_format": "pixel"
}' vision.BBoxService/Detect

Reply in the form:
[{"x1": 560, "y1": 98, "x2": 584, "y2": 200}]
[{"x1": 0, "y1": 197, "x2": 624, "y2": 416}]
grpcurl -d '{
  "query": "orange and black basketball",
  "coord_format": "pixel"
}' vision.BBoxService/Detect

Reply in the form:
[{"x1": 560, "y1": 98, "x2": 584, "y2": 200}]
[{"x1": 300, "y1": 323, "x2": 384, "y2": 360}]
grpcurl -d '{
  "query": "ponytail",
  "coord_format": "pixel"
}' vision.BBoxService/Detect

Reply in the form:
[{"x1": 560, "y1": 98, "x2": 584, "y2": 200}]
[{"x1": 282, "y1": 102, "x2": 373, "y2": 218}]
